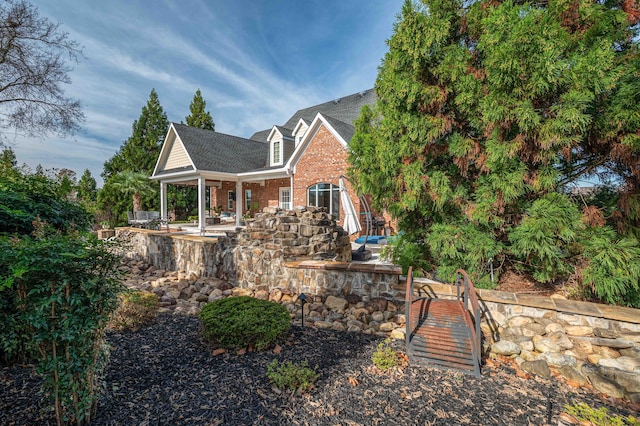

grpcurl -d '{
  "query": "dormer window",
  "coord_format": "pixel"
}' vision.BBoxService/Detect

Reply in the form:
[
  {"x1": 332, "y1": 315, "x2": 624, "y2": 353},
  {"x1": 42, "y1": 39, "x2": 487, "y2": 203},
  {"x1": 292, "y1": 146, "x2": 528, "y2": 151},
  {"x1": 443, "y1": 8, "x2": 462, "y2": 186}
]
[
  {"x1": 292, "y1": 119, "x2": 308, "y2": 147},
  {"x1": 272, "y1": 140, "x2": 282, "y2": 165}
]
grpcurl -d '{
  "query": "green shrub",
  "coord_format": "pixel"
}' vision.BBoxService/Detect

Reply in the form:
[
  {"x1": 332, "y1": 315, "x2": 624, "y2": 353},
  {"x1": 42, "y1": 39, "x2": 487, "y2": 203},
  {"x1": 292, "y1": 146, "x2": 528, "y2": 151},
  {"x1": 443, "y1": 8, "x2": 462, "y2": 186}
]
[
  {"x1": 564, "y1": 402, "x2": 639, "y2": 426},
  {"x1": 0, "y1": 173, "x2": 92, "y2": 235},
  {"x1": 199, "y1": 296, "x2": 290, "y2": 351},
  {"x1": 372, "y1": 339, "x2": 400, "y2": 371},
  {"x1": 509, "y1": 193, "x2": 583, "y2": 283},
  {"x1": 427, "y1": 223, "x2": 503, "y2": 289},
  {"x1": 266, "y1": 360, "x2": 319, "y2": 392},
  {"x1": 381, "y1": 230, "x2": 432, "y2": 277},
  {"x1": 580, "y1": 226, "x2": 640, "y2": 308},
  {"x1": 0, "y1": 156, "x2": 124, "y2": 425},
  {"x1": 0, "y1": 230, "x2": 123, "y2": 424},
  {"x1": 109, "y1": 290, "x2": 159, "y2": 331}
]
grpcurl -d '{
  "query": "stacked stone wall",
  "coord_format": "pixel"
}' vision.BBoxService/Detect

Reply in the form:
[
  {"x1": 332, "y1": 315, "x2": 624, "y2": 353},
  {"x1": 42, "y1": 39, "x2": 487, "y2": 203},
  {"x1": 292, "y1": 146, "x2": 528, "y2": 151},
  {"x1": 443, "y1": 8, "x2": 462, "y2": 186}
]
[
  {"x1": 415, "y1": 278, "x2": 640, "y2": 402},
  {"x1": 233, "y1": 206, "x2": 352, "y2": 290}
]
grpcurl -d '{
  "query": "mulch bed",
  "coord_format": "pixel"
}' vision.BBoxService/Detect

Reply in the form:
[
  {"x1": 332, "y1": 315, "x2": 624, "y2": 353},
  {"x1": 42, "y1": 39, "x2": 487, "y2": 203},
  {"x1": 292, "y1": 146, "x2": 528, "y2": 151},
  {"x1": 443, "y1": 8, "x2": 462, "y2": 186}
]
[{"x1": 1, "y1": 313, "x2": 636, "y2": 425}]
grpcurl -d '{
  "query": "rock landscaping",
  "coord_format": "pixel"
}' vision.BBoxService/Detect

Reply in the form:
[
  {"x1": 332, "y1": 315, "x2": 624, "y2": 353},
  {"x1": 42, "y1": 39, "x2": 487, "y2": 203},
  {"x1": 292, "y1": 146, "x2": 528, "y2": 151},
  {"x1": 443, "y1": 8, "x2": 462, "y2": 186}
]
[
  {"x1": 123, "y1": 258, "x2": 407, "y2": 339},
  {"x1": 487, "y1": 312, "x2": 640, "y2": 403},
  {"x1": 126, "y1": 258, "x2": 640, "y2": 404},
  {"x1": 2, "y1": 258, "x2": 638, "y2": 424},
  {"x1": 3, "y1": 313, "x2": 637, "y2": 425}
]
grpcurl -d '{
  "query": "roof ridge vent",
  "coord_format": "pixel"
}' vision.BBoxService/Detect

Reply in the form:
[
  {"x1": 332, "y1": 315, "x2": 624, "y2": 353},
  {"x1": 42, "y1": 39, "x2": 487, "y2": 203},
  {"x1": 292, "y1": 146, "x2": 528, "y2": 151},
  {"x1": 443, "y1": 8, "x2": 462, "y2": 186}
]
[
  {"x1": 358, "y1": 91, "x2": 367, "y2": 97},
  {"x1": 333, "y1": 98, "x2": 341, "y2": 105}
]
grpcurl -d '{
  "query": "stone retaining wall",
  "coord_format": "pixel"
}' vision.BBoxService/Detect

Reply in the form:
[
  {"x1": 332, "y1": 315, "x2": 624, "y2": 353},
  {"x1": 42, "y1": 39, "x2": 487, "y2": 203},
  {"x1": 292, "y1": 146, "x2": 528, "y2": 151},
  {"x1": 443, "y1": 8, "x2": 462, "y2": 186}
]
[
  {"x1": 117, "y1": 228, "x2": 236, "y2": 280},
  {"x1": 116, "y1": 206, "x2": 401, "y2": 299},
  {"x1": 415, "y1": 278, "x2": 640, "y2": 403},
  {"x1": 118, "y1": 222, "x2": 640, "y2": 402}
]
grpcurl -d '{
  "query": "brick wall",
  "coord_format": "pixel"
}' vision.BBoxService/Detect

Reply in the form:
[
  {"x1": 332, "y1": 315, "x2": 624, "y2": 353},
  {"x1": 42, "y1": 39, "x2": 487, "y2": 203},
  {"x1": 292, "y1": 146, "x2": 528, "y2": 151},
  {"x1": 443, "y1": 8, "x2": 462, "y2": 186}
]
[
  {"x1": 292, "y1": 125, "x2": 365, "y2": 233},
  {"x1": 210, "y1": 179, "x2": 289, "y2": 216},
  {"x1": 207, "y1": 123, "x2": 393, "y2": 232}
]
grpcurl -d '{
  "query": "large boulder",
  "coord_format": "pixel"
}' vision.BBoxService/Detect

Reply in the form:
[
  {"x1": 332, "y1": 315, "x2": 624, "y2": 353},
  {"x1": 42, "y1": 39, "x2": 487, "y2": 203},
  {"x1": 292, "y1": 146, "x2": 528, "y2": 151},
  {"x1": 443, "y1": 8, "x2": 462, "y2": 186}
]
[
  {"x1": 521, "y1": 360, "x2": 550, "y2": 378},
  {"x1": 325, "y1": 295, "x2": 349, "y2": 312},
  {"x1": 492, "y1": 340, "x2": 521, "y2": 356}
]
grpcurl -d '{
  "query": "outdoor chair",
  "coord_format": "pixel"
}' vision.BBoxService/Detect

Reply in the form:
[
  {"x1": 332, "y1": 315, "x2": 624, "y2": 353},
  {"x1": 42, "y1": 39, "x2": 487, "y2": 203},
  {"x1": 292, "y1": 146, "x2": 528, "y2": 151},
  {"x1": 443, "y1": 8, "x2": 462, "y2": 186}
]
[
  {"x1": 134, "y1": 211, "x2": 149, "y2": 228},
  {"x1": 127, "y1": 211, "x2": 136, "y2": 226},
  {"x1": 147, "y1": 211, "x2": 161, "y2": 230}
]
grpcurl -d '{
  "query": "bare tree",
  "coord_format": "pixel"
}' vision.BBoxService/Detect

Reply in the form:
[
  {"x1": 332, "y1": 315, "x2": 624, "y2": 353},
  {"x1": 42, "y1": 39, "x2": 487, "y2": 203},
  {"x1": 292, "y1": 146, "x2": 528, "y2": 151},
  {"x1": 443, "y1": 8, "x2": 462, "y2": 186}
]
[{"x1": 0, "y1": 0, "x2": 84, "y2": 139}]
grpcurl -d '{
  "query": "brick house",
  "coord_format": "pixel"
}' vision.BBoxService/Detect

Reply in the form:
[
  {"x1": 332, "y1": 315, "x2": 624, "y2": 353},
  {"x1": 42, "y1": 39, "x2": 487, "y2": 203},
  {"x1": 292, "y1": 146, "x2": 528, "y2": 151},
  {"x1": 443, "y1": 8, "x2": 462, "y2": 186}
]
[{"x1": 151, "y1": 89, "x2": 386, "y2": 234}]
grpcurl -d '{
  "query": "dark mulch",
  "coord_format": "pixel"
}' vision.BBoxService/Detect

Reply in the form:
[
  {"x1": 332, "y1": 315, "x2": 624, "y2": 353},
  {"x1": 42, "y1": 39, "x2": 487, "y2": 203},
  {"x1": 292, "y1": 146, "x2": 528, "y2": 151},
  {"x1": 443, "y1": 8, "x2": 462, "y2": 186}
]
[{"x1": 1, "y1": 313, "x2": 636, "y2": 425}]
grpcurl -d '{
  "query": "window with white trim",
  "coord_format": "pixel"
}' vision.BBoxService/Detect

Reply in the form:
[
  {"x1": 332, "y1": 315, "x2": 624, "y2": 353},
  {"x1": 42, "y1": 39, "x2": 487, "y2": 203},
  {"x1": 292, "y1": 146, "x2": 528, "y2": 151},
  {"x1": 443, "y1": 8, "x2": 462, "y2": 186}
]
[
  {"x1": 279, "y1": 187, "x2": 291, "y2": 210},
  {"x1": 272, "y1": 140, "x2": 281, "y2": 165},
  {"x1": 227, "y1": 191, "x2": 234, "y2": 210},
  {"x1": 307, "y1": 183, "x2": 340, "y2": 219},
  {"x1": 245, "y1": 189, "x2": 252, "y2": 211}
]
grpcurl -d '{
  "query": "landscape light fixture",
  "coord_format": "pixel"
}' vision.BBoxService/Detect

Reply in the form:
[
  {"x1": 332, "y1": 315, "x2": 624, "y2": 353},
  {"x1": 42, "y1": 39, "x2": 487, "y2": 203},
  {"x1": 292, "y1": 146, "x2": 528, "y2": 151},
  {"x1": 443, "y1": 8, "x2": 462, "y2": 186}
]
[{"x1": 297, "y1": 293, "x2": 307, "y2": 327}]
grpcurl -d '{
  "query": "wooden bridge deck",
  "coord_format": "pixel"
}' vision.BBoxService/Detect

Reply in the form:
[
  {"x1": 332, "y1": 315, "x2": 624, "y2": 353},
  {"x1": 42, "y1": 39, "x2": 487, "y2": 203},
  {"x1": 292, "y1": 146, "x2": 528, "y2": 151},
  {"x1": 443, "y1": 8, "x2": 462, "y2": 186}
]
[{"x1": 405, "y1": 269, "x2": 482, "y2": 376}]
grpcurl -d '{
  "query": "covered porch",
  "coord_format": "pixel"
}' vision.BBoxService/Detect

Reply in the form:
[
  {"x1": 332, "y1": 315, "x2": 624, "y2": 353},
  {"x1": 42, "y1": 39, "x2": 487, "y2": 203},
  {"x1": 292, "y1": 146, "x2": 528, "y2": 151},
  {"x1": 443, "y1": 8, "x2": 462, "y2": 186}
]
[{"x1": 150, "y1": 168, "x2": 292, "y2": 232}]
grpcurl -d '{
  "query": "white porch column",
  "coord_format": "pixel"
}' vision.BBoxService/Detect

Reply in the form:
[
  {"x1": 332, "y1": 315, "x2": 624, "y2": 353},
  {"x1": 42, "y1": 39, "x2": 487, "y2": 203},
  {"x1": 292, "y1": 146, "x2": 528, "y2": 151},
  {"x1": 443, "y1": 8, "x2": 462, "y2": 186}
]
[
  {"x1": 289, "y1": 175, "x2": 294, "y2": 210},
  {"x1": 198, "y1": 177, "x2": 207, "y2": 232},
  {"x1": 235, "y1": 180, "x2": 243, "y2": 226},
  {"x1": 160, "y1": 182, "x2": 167, "y2": 220}
]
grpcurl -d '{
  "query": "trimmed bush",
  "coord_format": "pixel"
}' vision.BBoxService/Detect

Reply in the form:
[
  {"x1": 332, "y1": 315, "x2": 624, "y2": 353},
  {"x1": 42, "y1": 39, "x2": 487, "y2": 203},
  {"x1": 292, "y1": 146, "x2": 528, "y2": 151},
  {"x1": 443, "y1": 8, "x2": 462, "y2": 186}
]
[
  {"x1": 109, "y1": 290, "x2": 159, "y2": 331},
  {"x1": 199, "y1": 296, "x2": 290, "y2": 351}
]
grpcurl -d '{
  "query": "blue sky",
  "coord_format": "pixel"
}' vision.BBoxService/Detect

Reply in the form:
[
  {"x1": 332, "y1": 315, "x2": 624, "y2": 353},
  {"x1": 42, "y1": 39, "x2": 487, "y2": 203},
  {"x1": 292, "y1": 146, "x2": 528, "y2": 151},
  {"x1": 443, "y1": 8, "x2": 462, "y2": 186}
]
[{"x1": 10, "y1": 0, "x2": 403, "y2": 185}]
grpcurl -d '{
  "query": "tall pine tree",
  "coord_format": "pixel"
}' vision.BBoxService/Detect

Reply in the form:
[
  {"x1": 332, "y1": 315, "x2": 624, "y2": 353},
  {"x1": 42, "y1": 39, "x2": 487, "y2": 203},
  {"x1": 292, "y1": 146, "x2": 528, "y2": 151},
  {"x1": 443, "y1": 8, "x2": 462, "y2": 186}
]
[
  {"x1": 186, "y1": 89, "x2": 215, "y2": 131},
  {"x1": 350, "y1": 0, "x2": 640, "y2": 302},
  {"x1": 103, "y1": 88, "x2": 169, "y2": 179},
  {"x1": 169, "y1": 89, "x2": 216, "y2": 219},
  {"x1": 99, "y1": 89, "x2": 169, "y2": 223},
  {"x1": 76, "y1": 169, "x2": 97, "y2": 202}
]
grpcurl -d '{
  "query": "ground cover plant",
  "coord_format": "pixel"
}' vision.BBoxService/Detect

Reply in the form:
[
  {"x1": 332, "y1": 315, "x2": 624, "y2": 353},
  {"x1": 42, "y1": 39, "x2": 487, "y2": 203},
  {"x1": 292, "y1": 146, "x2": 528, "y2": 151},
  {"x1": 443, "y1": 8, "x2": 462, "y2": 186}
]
[
  {"x1": 564, "y1": 401, "x2": 639, "y2": 426},
  {"x1": 371, "y1": 339, "x2": 401, "y2": 371},
  {"x1": 266, "y1": 359, "x2": 319, "y2": 393},
  {"x1": 199, "y1": 296, "x2": 291, "y2": 351},
  {"x1": 109, "y1": 290, "x2": 159, "y2": 331}
]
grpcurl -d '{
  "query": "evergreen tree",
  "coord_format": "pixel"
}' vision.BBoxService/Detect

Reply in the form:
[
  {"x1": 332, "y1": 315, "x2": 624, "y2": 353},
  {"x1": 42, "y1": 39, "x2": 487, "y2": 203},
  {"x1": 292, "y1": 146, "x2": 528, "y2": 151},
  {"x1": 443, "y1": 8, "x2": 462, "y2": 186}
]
[
  {"x1": 169, "y1": 89, "x2": 215, "y2": 220},
  {"x1": 350, "y1": 0, "x2": 640, "y2": 296},
  {"x1": 185, "y1": 88, "x2": 215, "y2": 131},
  {"x1": 0, "y1": 147, "x2": 17, "y2": 173},
  {"x1": 103, "y1": 88, "x2": 168, "y2": 179},
  {"x1": 76, "y1": 169, "x2": 97, "y2": 202},
  {"x1": 99, "y1": 89, "x2": 168, "y2": 223}
]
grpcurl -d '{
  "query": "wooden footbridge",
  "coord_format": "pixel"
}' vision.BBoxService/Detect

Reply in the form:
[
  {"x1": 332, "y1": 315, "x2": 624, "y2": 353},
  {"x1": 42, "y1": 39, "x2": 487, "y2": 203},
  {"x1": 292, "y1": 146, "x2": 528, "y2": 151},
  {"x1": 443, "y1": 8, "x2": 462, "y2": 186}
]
[{"x1": 405, "y1": 268, "x2": 482, "y2": 376}]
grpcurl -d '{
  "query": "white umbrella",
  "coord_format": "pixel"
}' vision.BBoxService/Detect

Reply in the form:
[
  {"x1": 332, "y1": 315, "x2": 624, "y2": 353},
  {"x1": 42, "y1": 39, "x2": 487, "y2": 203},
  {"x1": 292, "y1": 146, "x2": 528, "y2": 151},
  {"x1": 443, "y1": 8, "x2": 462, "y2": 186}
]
[{"x1": 339, "y1": 177, "x2": 362, "y2": 235}]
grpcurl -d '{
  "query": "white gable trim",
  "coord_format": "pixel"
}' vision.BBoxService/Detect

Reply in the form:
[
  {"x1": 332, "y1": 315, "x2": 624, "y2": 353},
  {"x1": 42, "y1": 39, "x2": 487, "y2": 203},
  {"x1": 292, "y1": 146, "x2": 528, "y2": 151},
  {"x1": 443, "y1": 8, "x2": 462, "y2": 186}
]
[
  {"x1": 152, "y1": 123, "x2": 197, "y2": 176},
  {"x1": 285, "y1": 113, "x2": 348, "y2": 173},
  {"x1": 292, "y1": 118, "x2": 308, "y2": 136},
  {"x1": 267, "y1": 126, "x2": 283, "y2": 142}
]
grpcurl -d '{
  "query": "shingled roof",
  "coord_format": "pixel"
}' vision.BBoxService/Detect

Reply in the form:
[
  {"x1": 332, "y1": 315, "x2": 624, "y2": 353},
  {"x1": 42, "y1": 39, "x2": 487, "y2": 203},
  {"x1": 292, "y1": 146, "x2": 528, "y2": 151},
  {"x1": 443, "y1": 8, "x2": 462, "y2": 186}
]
[
  {"x1": 172, "y1": 123, "x2": 268, "y2": 173},
  {"x1": 283, "y1": 89, "x2": 375, "y2": 130},
  {"x1": 249, "y1": 88, "x2": 375, "y2": 142}
]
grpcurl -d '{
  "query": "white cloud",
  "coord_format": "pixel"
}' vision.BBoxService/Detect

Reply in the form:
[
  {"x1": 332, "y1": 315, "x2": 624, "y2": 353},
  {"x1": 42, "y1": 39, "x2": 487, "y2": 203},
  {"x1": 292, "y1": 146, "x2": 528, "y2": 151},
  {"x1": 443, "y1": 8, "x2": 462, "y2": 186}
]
[{"x1": 15, "y1": 0, "x2": 403, "y2": 186}]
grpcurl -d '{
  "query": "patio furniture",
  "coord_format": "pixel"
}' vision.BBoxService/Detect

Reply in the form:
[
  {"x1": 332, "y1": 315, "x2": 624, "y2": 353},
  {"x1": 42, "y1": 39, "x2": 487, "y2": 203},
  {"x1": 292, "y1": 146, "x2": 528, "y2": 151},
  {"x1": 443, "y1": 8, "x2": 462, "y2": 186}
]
[
  {"x1": 134, "y1": 211, "x2": 149, "y2": 227},
  {"x1": 127, "y1": 211, "x2": 136, "y2": 226},
  {"x1": 147, "y1": 211, "x2": 161, "y2": 229}
]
